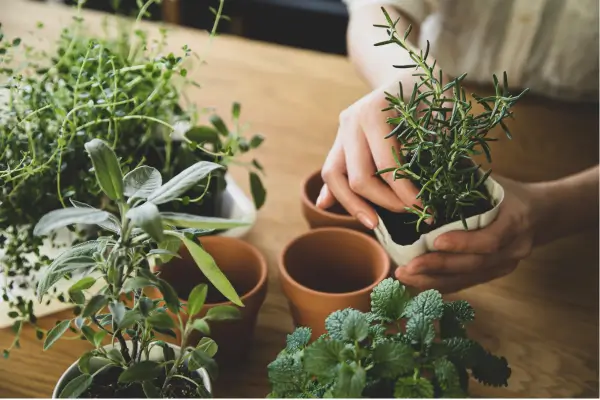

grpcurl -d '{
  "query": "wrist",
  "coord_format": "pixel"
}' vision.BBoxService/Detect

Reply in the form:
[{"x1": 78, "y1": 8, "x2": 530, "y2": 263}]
[{"x1": 527, "y1": 181, "x2": 560, "y2": 246}]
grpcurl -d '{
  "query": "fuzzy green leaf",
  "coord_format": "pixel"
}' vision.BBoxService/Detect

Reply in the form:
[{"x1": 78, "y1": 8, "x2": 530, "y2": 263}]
[
  {"x1": 304, "y1": 339, "x2": 344, "y2": 379},
  {"x1": 341, "y1": 310, "x2": 369, "y2": 342},
  {"x1": 394, "y1": 376, "x2": 434, "y2": 398},
  {"x1": 371, "y1": 342, "x2": 414, "y2": 378},
  {"x1": 69, "y1": 199, "x2": 121, "y2": 233},
  {"x1": 403, "y1": 289, "x2": 444, "y2": 321},
  {"x1": 324, "y1": 309, "x2": 352, "y2": 341},
  {"x1": 370, "y1": 278, "x2": 411, "y2": 322},
  {"x1": 123, "y1": 166, "x2": 162, "y2": 199},
  {"x1": 156, "y1": 236, "x2": 182, "y2": 264},
  {"x1": 160, "y1": 212, "x2": 249, "y2": 230},
  {"x1": 205, "y1": 305, "x2": 241, "y2": 321},
  {"x1": 59, "y1": 374, "x2": 93, "y2": 398},
  {"x1": 147, "y1": 161, "x2": 222, "y2": 205},
  {"x1": 126, "y1": 202, "x2": 163, "y2": 242},
  {"x1": 84, "y1": 138, "x2": 124, "y2": 201},
  {"x1": 118, "y1": 361, "x2": 161, "y2": 383},
  {"x1": 33, "y1": 208, "x2": 110, "y2": 237},
  {"x1": 332, "y1": 363, "x2": 366, "y2": 398},
  {"x1": 44, "y1": 320, "x2": 71, "y2": 351},
  {"x1": 285, "y1": 327, "x2": 312, "y2": 353}
]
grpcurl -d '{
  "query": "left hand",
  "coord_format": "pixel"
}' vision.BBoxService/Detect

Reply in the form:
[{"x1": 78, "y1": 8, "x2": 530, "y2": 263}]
[{"x1": 395, "y1": 175, "x2": 542, "y2": 293}]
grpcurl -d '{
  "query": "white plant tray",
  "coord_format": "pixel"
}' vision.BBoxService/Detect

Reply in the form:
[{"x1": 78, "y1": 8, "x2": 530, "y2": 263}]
[{"x1": 0, "y1": 173, "x2": 256, "y2": 329}]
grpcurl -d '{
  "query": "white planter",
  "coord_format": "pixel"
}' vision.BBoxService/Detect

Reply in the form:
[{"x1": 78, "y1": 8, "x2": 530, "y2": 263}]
[
  {"x1": 374, "y1": 176, "x2": 504, "y2": 267},
  {"x1": 0, "y1": 173, "x2": 255, "y2": 328},
  {"x1": 52, "y1": 341, "x2": 211, "y2": 398}
]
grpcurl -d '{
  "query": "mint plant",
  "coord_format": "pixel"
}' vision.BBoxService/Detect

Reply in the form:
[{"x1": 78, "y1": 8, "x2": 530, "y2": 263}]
[
  {"x1": 267, "y1": 278, "x2": 510, "y2": 398},
  {"x1": 0, "y1": 0, "x2": 265, "y2": 343},
  {"x1": 373, "y1": 8, "x2": 528, "y2": 233},
  {"x1": 27, "y1": 138, "x2": 245, "y2": 397}
]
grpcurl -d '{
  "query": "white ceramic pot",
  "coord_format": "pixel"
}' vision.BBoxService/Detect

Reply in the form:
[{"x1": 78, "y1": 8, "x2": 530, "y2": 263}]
[
  {"x1": 52, "y1": 341, "x2": 211, "y2": 398},
  {"x1": 375, "y1": 175, "x2": 505, "y2": 267}
]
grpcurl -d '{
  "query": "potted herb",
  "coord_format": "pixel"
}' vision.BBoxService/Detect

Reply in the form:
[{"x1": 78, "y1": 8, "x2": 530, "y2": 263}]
[
  {"x1": 0, "y1": 0, "x2": 265, "y2": 346},
  {"x1": 267, "y1": 278, "x2": 510, "y2": 398},
  {"x1": 370, "y1": 9, "x2": 529, "y2": 266},
  {"x1": 33, "y1": 138, "x2": 245, "y2": 397}
]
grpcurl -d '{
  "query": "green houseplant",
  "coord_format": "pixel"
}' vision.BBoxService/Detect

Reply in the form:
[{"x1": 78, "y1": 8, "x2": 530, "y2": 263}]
[
  {"x1": 0, "y1": 0, "x2": 265, "y2": 343},
  {"x1": 33, "y1": 138, "x2": 244, "y2": 398},
  {"x1": 369, "y1": 9, "x2": 529, "y2": 265},
  {"x1": 267, "y1": 278, "x2": 510, "y2": 398}
]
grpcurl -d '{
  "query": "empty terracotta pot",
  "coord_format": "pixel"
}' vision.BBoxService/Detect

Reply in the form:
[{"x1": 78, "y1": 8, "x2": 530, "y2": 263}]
[
  {"x1": 301, "y1": 169, "x2": 370, "y2": 233},
  {"x1": 150, "y1": 236, "x2": 268, "y2": 366},
  {"x1": 279, "y1": 227, "x2": 390, "y2": 340}
]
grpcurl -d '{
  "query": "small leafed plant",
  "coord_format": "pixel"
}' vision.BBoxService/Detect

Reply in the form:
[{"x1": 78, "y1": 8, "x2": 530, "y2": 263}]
[
  {"x1": 374, "y1": 8, "x2": 529, "y2": 232},
  {"x1": 267, "y1": 278, "x2": 510, "y2": 398},
  {"x1": 33, "y1": 138, "x2": 245, "y2": 398}
]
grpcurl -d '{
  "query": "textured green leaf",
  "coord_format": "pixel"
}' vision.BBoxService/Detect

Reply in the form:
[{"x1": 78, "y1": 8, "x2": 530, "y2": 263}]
[
  {"x1": 118, "y1": 361, "x2": 161, "y2": 383},
  {"x1": 434, "y1": 358, "x2": 460, "y2": 390},
  {"x1": 403, "y1": 289, "x2": 444, "y2": 321},
  {"x1": 33, "y1": 208, "x2": 110, "y2": 237},
  {"x1": 84, "y1": 138, "x2": 124, "y2": 201},
  {"x1": 70, "y1": 199, "x2": 121, "y2": 233},
  {"x1": 372, "y1": 342, "x2": 414, "y2": 377},
  {"x1": 304, "y1": 339, "x2": 344, "y2": 379},
  {"x1": 370, "y1": 278, "x2": 411, "y2": 322},
  {"x1": 126, "y1": 202, "x2": 164, "y2": 242},
  {"x1": 471, "y1": 351, "x2": 511, "y2": 387},
  {"x1": 285, "y1": 327, "x2": 312, "y2": 353},
  {"x1": 394, "y1": 376, "x2": 434, "y2": 398},
  {"x1": 123, "y1": 166, "x2": 162, "y2": 199},
  {"x1": 44, "y1": 320, "x2": 71, "y2": 350},
  {"x1": 332, "y1": 363, "x2": 366, "y2": 398},
  {"x1": 324, "y1": 309, "x2": 352, "y2": 340},
  {"x1": 205, "y1": 305, "x2": 241, "y2": 321},
  {"x1": 341, "y1": 310, "x2": 369, "y2": 342},
  {"x1": 59, "y1": 374, "x2": 93, "y2": 398},
  {"x1": 187, "y1": 284, "x2": 208, "y2": 317},
  {"x1": 147, "y1": 161, "x2": 222, "y2": 205},
  {"x1": 406, "y1": 314, "x2": 436, "y2": 346}
]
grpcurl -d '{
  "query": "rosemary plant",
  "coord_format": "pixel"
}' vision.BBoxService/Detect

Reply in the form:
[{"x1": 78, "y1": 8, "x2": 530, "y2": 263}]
[
  {"x1": 33, "y1": 138, "x2": 244, "y2": 398},
  {"x1": 0, "y1": 0, "x2": 265, "y2": 341},
  {"x1": 374, "y1": 8, "x2": 529, "y2": 232}
]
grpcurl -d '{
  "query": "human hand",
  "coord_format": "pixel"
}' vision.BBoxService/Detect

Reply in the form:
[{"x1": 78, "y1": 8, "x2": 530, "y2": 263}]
[
  {"x1": 316, "y1": 79, "x2": 422, "y2": 229},
  {"x1": 395, "y1": 176, "x2": 542, "y2": 293}
]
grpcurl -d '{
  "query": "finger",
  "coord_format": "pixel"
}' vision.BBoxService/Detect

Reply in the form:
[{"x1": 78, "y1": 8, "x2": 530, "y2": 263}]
[
  {"x1": 315, "y1": 183, "x2": 337, "y2": 209},
  {"x1": 403, "y1": 252, "x2": 492, "y2": 275},
  {"x1": 433, "y1": 204, "x2": 514, "y2": 254},
  {"x1": 341, "y1": 117, "x2": 406, "y2": 212},
  {"x1": 321, "y1": 139, "x2": 379, "y2": 229},
  {"x1": 395, "y1": 261, "x2": 516, "y2": 294},
  {"x1": 361, "y1": 97, "x2": 422, "y2": 209}
]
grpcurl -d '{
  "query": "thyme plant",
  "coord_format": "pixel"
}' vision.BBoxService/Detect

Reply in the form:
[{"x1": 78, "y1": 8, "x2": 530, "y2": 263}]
[
  {"x1": 33, "y1": 138, "x2": 244, "y2": 397},
  {"x1": 0, "y1": 0, "x2": 265, "y2": 339},
  {"x1": 374, "y1": 8, "x2": 529, "y2": 231},
  {"x1": 268, "y1": 278, "x2": 510, "y2": 398}
]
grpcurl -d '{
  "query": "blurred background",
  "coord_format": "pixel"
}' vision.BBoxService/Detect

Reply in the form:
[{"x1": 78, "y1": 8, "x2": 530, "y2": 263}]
[{"x1": 42, "y1": 0, "x2": 350, "y2": 55}]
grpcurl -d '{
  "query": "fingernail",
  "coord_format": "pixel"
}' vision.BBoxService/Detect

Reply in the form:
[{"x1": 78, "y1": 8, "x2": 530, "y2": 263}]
[
  {"x1": 356, "y1": 212, "x2": 377, "y2": 229},
  {"x1": 315, "y1": 194, "x2": 323, "y2": 208}
]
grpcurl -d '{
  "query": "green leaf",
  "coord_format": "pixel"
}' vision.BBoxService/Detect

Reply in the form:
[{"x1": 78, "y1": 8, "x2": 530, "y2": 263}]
[
  {"x1": 147, "y1": 312, "x2": 175, "y2": 329},
  {"x1": 33, "y1": 208, "x2": 110, "y2": 237},
  {"x1": 80, "y1": 325, "x2": 96, "y2": 344},
  {"x1": 44, "y1": 320, "x2": 71, "y2": 350},
  {"x1": 84, "y1": 138, "x2": 124, "y2": 201},
  {"x1": 332, "y1": 363, "x2": 366, "y2": 398},
  {"x1": 78, "y1": 351, "x2": 93, "y2": 374},
  {"x1": 209, "y1": 115, "x2": 229, "y2": 136},
  {"x1": 191, "y1": 319, "x2": 211, "y2": 335},
  {"x1": 285, "y1": 327, "x2": 312, "y2": 353},
  {"x1": 138, "y1": 297, "x2": 155, "y2": 316},
  {"x1": 197, "y1": 337, "x2": 218, "y2": 357},
  {"x1": 370, "y1": 278, "x2": 411, "y2": 322},
  {"x1": 168, "y1": 232, "x2": 242, "y2": 306},
  {"x1": 249, "y1": 172, "x2": 266, "y2": 210},
  {"x1": 403, "y1": 289, "x2": 444, "y2": 321},
  {"x1": 205, "y1": 305, "x2": 241, "y2": 321},
  {"x1": 120, "y1": 310, "x2": 143, "y2": 329},
  {"x1": 142, "y1": 381, "x2": 162, "y2": 398},
  {"x1": 160, "y1": 212, "x2": 249, "y2": 230},
  {"x1": 107, "y1": 348, "x2": 126, "y2": 364},
  {"x1": 394, "y1": 376, "x2": 434, "y2": 398},
  {"x1": 372, "y1": 342, "x2": 414, "y2": 378},
  {"x1": 107, "y1": 302, "x2": 126, "y2": 329},
  {"x1": 157, "y1": 279, "x2": 180, "y2": 314},
  {"x1": 185, "y1": 126, "x2": 220, "y2": 145},
  {"x1": 59, "y1": 374, "x2": 93, "y2": 398},
  {"x1": 118, "y1": 361, "x2": 161, "y2": 383},
  {"x1": 126, "y1": 202, "x2": 164, "y2": 242},
  {"x1": 303, "y1": 339, "x2": 344, "y2": 379},
  {"x1": 406, "y1": 314, "x2": 436, "y2": 346},
  {"x1": 70, "y1": 199, "x2": 121, "y2": 233},
  {"x1": 93, "y1": 331, "x2": 107, "y2": 347},
  {"x1": 69, "y1": 277, "x2": 96, "y2": 293},
  {"x1": 341, "y1": 310, "x2": 368, "y2": 342},
  {"x1": 188, "y1": 348, "x2": 218, "y2": 379},
  {"x1": 147, "y1": 161, "x2": 222, "y2": 205},
  {"x1": 249, "y1": 134, "x2": 264, "y2": 148},
  {"x1": 156, "y1": 236, "x2": 182, "y2": 264},
  {"x1": 123, "y1": 166, "x2": 162, "y2": 199},
  {"x1": 324, "y1": 309, "x2": 352, "y2": 340},
  {"x1": 82, "y1": 295, "x2": 108, "y2": 318},
  {"x1": 471, "y1": 351, "x2": 511, "y2": 387},
  {"x1": 122, "y1": 277, "x2": 154, "y2": 292},
  {"x1": 440, "y1": 301, "x2": 474, "y2": 339},
  {"x1": 232, "y1": 102, "x2": 241, "y2": 119},
  {"x1": 433, "y1": 358, "x2": 460, "y2": 391}
]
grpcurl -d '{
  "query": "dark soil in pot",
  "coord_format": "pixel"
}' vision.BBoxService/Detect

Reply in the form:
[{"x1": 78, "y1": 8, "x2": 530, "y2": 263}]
[{"x1": 78, "y1": 366, "x2": 209, "y2": 398}]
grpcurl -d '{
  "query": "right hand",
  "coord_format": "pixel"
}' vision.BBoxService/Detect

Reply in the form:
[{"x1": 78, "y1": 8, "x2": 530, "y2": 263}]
[{"x1": 316, "y1": 80, "x2": 422, "y2": 230}]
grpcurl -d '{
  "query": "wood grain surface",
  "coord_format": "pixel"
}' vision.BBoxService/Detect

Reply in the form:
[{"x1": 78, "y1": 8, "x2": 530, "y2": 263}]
[{"x1": 0, "y1": 1, "x2": 598, "y2": 397}]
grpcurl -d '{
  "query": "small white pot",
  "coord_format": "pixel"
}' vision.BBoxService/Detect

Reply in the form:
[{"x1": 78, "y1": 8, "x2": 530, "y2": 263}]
[
  {"x1": 374, "y1": 175, "x2": 504, "y2": 267},
  {"x1": 52, "y1": 341, "x2": 211, "y2": 398}
]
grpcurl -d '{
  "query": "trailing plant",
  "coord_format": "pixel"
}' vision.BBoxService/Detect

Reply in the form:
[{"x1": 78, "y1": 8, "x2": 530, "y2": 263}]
[
  {"x1": 267, "y1": 278, "x2": 510, "y2": 398},
  {"x1": 373, "y1": 8, "x2": 528, "y2": 232},
  {"x1": 29, "y1": 138, "x2": 244, "y2": 397},
  {"x1": 0, "y1": 0, "x2": 265, "y2": 340}
]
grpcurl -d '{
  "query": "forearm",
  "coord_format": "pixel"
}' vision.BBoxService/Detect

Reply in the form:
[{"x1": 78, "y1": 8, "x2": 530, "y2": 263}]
[
  {"x1": 346, "y1": 5, "x2": 420, "y2": 89},
  {"x1": 531, "y1": 165, "x2": 599, "y2": 246}
]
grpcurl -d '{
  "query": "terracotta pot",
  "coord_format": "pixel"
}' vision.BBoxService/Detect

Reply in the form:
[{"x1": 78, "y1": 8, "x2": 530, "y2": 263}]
[
  {"x1": 150, "y1": 236, "x2": 268, "y2": 366},
  {"x1": 301, "y1": 169, "x2": 370, "y2": 233},
  {"x1": 279, "y1": 227, "x2": 390, "y2": 340}
]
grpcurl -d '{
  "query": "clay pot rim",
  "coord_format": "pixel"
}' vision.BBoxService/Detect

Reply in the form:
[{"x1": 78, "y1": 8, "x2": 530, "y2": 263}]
[
  {"x1": 157, "y1": 236, "x2": 268, "y2": 309},
  {"x1": 301, "y1": 169, "x2": 358, "y2": 223},
  {"x1": 279, "y1": 227, "x2": 389, "y2": 298}
]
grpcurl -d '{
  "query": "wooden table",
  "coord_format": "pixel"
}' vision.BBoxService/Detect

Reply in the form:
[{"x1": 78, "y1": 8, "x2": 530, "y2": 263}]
[{"x1": 0, "y1": 1, "x2": 598, "y2": 398}]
